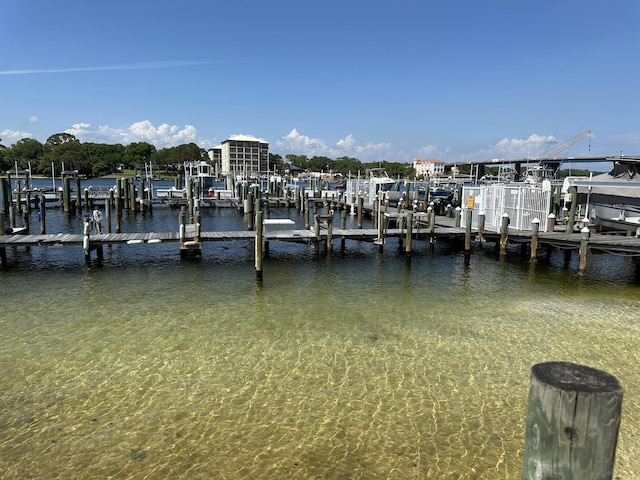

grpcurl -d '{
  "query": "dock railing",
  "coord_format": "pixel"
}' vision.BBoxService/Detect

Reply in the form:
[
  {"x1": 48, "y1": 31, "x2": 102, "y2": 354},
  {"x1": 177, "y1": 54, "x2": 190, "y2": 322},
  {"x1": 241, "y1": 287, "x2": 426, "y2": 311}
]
[{"x1": 462, "y1": 183, "x2": 553, "y2": 232}]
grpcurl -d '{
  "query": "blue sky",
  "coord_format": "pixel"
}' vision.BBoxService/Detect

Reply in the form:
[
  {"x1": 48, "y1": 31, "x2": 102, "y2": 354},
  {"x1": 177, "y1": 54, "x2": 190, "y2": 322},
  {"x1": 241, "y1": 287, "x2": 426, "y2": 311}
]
[{"x1": 1, "y1": 0, "x2": 638, "y2": 166}]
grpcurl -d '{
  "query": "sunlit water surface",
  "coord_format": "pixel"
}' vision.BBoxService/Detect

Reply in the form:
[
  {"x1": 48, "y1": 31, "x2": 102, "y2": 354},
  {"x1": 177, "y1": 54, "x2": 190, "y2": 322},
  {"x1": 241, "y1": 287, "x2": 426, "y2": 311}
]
[{"x1": 1, "y1": 193, "x2": 639, "y2": 479}]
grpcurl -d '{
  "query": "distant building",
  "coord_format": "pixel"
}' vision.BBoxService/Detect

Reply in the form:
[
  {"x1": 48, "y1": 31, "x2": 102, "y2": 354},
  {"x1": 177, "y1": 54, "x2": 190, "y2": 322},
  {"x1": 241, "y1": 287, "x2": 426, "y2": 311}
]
[
  {"x1": 208, "y1": 134, "x2": 269, "y2": 176},
  {"x1": 413, "y1": 158, "x2": 445, "y2": 177}
]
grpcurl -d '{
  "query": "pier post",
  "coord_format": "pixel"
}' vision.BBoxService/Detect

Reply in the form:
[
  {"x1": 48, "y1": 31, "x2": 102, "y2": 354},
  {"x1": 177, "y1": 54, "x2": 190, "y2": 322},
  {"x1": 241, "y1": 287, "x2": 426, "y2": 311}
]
[
  {"x1": 357, "y1": 196, "x2": 364, "y2": 229},
  {"x1": 428, "y1": 206, "x2": 436, "y2": 250},
  {"x1": 405, "y1": 211, "x2": 413, "y2": 254},
  {"x1": 0, "y1": 178, "x2": 9, "y2": 214},
  {"x1": 179, "y1": 206, "x2": 186, "y2": 244},
  {"x1": 122, "y1": 178, "x2": 129, "y2": 210},
  {"x1": 75, "y1": 178, "x2": 82, "y2": 211},
  {"x1": 373, "y1": 195, "x2": 379, "y2": 229},
  {"x1": 82, "y1": 217, "x2": 91, "y2": 263},
  {"x1": 454, "y1": 206, "x2": 461, "y2": 227},
  {"x1": 500, "y1": 213, "x2": 509, "y2": 255},
  {"x1": 255, "y1": 210, "x2": 263, "y2": 278},
  {"x1": 39, "y1": 194, "x2": 46, "y2": 234},
  {"x1": 130, "y1": 182, "x2": 137, "y2": 214},
  {"x1": 0, "y1": 211, "x2": 6, "y2": 267},
  {"x1": 464, "y1": 208, "x2": 472, "y2": 252},
  {"x1": 530, "y1": 218, "x2": 540, "y2": 262},
  {"x1": 579, "y1": 226, "x2": 590, "y2": 272},
  {"x1": 115, "y1": 186, "x2": 122, "y2": 233},
  {"x1": 476, "y1": 211, "x2": 485, "y2": 243},
  {"x1": 546, "y1": 213, "x2": 556, "y2": 233},
  {"x1": 245, "y1": 192, "x2": 254, "y2": 230},
  {"x1": 521, "y1": 361, "x2": 622, "y2": 480},
  {"x1": 566, "y1": 186, "x2": 577, "y2": 234},
  {"x1": 106, "y1": 189, "x2": 113, "y2": 234},
  {"x1": 63, "y1": 176, "x2": 71, "y2": 213},
  {"x1": 304, "y1": 193, "x2": 310, "y2": 230}
]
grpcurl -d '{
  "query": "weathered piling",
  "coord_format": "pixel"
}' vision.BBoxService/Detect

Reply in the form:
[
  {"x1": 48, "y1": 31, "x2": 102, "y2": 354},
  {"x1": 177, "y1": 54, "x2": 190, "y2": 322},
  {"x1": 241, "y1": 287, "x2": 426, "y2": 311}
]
[
  {"x1": 530, "y1": 218, "x2": 539, "y2": 261},
  {"x1": 500, "y1": 213, "x2": 509, "y2": 255},
  {"x1": 546, "y1": 213, "x2": 556, "y2": 233},
  {"x1": 405, "y1": 211, "x2": 413, "y2": 253},
  {"x1": 255, "y1": 210, "x2": 263, "y2": 278},
  {"x1": 39, "y1": 194, "x2": 46, "y2": 234},
  {"x1": 566, "y1": 186, "x2": 578, "y2": 234},
  {"x1": 464, "y1": 208, "x2": 472, "y2": 253},
  {"x1": 476, "y1": 211, "x2": 485, "y2": 243},
  {"x1": 0, "y1": 211, "x2": 6, "y2": 267},
  {"x1": 579, "y1": 226, "x2": 590, "y2": 272},
  {"x1": 82, "y1": 217, "x2": 91, "y2": 263},
  {"x1": 522, "y1": 361, "x2": 623, "y2": 480},
  {"x1": 428, "y1": 206, "x2": 436, "y2": 250}
]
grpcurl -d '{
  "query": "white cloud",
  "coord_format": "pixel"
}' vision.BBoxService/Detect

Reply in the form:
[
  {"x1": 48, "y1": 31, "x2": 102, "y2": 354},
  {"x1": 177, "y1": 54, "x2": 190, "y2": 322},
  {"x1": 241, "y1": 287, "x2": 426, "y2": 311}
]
[
  {"x1": 28, "y1": 116, "x2": 39, "y2": 124},
  {"x1": 0, "y1": 129, "x2": 34, "y2": 145},
  {"x1": 64, "y1": 120, "x2": 209, "y2": 148},
  {"x1": 458, "y1": 134, "x2": 557, "y2": 163},
  {"x1": 275, "y1": 129, "x2": 397, "y2": 162}
]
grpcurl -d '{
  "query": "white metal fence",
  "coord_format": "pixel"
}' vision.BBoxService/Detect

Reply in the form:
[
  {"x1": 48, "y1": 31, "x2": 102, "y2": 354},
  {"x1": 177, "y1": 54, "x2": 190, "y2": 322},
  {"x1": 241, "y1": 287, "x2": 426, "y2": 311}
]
[{"x1": 461, "y1": 183, "x2": 553, "y2": 232}]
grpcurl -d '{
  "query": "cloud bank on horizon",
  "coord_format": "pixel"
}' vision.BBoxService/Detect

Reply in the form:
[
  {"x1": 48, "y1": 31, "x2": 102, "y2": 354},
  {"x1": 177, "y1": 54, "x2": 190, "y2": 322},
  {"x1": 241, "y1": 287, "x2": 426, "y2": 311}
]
[{"x1": 0, "y1": 120, "x2": 578, "y2": 165}]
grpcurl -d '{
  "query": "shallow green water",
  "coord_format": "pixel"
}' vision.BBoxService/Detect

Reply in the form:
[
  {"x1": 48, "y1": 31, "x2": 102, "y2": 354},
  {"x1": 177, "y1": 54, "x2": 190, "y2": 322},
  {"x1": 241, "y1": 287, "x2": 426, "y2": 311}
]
[{"x1": 1, "y1": 245, "x2": 639, "y2": 479}]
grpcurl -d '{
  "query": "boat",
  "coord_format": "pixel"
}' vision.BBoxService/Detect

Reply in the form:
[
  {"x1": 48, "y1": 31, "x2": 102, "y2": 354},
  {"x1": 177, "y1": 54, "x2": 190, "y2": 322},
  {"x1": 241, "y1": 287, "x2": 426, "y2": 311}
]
[
  {"x1": 184, "y1": 161, "x2": 218, "y2": 198},
  {"x1": 564, "y1": 156, "x2": 640, "y2": 233}
]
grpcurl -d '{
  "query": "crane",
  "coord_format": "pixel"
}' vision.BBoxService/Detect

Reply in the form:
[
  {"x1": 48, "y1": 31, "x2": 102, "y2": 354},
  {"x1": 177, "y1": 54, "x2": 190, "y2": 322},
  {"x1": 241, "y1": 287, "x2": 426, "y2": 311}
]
[{"x1": 543, "y1": 129, "x2": 592, "y2": 159}]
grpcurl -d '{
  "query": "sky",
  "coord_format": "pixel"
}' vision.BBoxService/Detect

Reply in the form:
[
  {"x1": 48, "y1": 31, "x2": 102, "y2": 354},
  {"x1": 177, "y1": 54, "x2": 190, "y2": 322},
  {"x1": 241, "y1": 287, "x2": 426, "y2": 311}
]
[{"x1": 1, "y1": 0, "x2": 639, "y2": 167}]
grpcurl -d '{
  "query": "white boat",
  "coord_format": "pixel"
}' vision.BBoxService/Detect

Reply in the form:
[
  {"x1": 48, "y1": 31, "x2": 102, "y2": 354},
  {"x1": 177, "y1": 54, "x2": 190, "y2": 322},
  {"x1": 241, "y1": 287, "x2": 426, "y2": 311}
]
[
  {"x1": 564, "y1": 157, "x2": 640, "y2": 233},
  {"x1": 344, "y1": 168, "x2": 399, "y2": 207},
  {"x1": 184, "y1": 161, "x2": 218, "y2": 198}
]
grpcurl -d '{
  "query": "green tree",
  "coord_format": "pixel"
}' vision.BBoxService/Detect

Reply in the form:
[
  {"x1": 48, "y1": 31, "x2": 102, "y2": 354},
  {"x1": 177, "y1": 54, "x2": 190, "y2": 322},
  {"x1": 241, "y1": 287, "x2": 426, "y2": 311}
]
[
  {"x1": 83, "y1": 142, "x2": 125, "y2": 177},
  {"x1": 5, "y1": 138, "x2": 44, "y2": 172},
  {"x1": 285, "y1": 154, "x2": 309, "y2": 170},
  {"x1": 124, "y1": 142, "x2": 157, "y2": 169},
  {"x1": 333, "y1": 156, "x2": 363, "y2": 176},
  {"x1": 268, "y1": 153, "x2": 285, "y2": 174}
]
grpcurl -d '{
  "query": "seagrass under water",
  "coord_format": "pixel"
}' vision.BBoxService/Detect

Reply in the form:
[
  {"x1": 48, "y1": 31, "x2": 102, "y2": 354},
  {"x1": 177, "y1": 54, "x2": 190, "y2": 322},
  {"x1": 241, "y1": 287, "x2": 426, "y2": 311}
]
[{"x1": 1, "y1": 236, "x2": 639, "y2": 479}]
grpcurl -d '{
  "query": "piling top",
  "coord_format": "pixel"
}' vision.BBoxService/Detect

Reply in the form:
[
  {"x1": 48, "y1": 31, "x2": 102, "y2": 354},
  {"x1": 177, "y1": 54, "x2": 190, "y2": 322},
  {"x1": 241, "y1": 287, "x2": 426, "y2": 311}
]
[{"x1": 532, "y1": 361, "x2": 622, "y2": 394}]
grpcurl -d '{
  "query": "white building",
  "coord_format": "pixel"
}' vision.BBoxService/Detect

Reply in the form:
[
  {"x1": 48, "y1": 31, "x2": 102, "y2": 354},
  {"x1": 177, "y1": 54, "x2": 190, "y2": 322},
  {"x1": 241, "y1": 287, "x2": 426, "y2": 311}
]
[
  {"x1": 413, "y1": 158, "x2": 445, "y2": 178},
  {"x1": 208, "y1": 134, "x2": 269, "y2": 176}
]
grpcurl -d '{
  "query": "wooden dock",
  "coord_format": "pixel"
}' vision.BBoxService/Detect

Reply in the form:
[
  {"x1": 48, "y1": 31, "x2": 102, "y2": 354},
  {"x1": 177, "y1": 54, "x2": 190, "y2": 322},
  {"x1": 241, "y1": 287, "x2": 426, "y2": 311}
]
[{"x1": 3, "y1": 211, "x2": 640, "y2": 275}]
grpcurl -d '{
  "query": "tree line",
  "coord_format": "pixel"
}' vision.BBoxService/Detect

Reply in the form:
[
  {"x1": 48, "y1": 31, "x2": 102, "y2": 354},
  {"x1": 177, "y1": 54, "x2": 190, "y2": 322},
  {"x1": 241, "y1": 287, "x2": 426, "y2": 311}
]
[
  {"x1": 0, "y1": 133, "x2": 208, "y2": 178},
  {"x1": 0, "y1": 134, "x2": 416, "y2": 179}
]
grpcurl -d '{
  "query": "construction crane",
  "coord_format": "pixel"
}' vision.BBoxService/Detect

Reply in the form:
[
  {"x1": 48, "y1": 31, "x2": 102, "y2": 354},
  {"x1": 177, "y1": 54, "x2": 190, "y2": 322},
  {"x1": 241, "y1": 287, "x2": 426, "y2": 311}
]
[{"x1": 543, "y1": 129, "x2": 592, "y2": 159}]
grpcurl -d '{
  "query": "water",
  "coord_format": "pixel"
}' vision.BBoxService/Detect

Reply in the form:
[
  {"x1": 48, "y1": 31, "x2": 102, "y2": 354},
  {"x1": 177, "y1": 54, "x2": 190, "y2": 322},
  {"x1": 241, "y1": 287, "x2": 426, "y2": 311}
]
[{"x1": 1, "y1": 179, "x2": 639, "y2": 479}]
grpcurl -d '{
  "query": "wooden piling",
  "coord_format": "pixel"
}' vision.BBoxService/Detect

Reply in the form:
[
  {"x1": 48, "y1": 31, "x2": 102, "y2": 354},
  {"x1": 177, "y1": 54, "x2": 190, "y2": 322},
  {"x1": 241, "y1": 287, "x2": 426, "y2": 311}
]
[
  {"x1": 530, "y1": 218, "x2": 539, "y2": 262},
  {"x1": 405, "y1": 211, "x2": 413, "y2": 253},
  {"x1": 75, "y1": 178, "x2": 82, "y2": 211},
  {"x1": 82, "y1": 217, "x2": 91, "y2": 263},
  {"x1": 566, "y1": 186, "x2": 577, "y2": 234},
  {"x1": 522, "y1": 361, "x2": 623, "y2": 480},
  {"x1": 39, "y1": 194, "x2": 46, "y2": 234},
  {"x1": 579, "y1": 226, "x2": 590, "y2": 272},
  {"x1": 464, "y1": 208, "x2": 472, "y2": 252},
  {"x1": 500, "y1": 213, "x2": 509, "y2": 255},
  {"x1": 255, "y1": 210, "x2": 263, "y2": 278},
  {"x1": 0, "y1": 211, "x2": 6, "y2": 267},
  {"x1": 106, "y1": 189, "x2": 113, "y2": 234},
  {"x1": 476, "y1": 211, "x2": 485, "y2": 243},
  {"x1": 428, "y1": 206, "x2": 436, "y2": 250},
  {"x1": 546, "y1": 213, "x2": 556, "y2": 233}
]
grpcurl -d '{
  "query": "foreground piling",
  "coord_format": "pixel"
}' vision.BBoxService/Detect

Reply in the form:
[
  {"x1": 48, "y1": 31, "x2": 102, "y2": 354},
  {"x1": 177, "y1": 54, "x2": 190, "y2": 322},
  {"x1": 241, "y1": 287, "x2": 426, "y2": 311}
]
[{"x1": 522, "y1": 361, "x2": 623, "y2": 480}]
